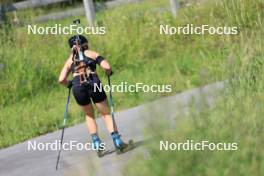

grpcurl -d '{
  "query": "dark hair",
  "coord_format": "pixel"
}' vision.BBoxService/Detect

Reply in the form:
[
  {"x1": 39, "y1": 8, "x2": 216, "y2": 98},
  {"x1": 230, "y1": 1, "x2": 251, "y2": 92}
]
[{"x1": 68, "y1": 35, "x2": 88, "y2": 48}]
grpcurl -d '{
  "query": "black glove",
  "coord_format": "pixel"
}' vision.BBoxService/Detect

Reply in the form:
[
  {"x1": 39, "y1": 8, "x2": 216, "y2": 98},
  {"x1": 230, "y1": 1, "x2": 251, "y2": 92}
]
[
  {"x1": 108, "y1": 70, "x2": 114, "y2": 76},
  {"x1": 67, "y1": 80, "x2": 73, "y2": 89}
]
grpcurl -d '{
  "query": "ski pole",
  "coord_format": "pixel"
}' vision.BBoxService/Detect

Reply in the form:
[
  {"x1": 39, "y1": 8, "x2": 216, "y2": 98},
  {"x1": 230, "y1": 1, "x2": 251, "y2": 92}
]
[
  {"x1": 107, "y1": 75, "x2": 118, "y2": 132},
  {"x1": 56, "y1": 87, "x2": 71, "y2": 170}
]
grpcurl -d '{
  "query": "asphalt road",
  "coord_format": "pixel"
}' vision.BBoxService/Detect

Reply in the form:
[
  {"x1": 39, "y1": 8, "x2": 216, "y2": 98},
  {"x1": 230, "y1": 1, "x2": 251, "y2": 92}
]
[{"x1": 0, "y1": 81, "x2": 224, "y2": 176}]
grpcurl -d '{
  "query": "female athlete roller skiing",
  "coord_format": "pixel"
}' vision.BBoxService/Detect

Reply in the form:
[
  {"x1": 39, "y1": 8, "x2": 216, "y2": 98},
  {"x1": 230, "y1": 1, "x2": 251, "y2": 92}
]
[{"x1": 58, "y1": 35, "x2": 129, "y2": 156}]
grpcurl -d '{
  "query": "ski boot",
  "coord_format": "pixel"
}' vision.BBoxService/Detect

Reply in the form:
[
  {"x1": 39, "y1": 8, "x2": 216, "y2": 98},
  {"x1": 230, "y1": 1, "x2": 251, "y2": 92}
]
[
  {"x1": 91, "y1": 134, "x2": 105, "y2": 157},
  {"x1": 111, "y1": 132, "x2": 134, "y2": 154}
]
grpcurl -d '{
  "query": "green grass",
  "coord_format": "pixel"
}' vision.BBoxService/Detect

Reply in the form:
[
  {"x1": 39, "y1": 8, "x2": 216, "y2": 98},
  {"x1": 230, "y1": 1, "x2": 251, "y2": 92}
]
[
  {"x1": 125, "y1": 62, "x2": 264, "y2": 175},
  {"x1": 124, "y1": 0, "x2": 264, "y2": 175},
  {"x1": 0, "y1": 0, "x2": 261, "y2": 148}
]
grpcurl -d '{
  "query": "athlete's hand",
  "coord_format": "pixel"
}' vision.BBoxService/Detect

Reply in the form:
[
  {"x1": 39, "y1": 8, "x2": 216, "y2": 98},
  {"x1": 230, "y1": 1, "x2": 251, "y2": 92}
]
[
  {"x1": 67, "y1": 80, "x2": 73, "y2": 89},
  {"x1": 105, "y1": 69, "x2": 112, "y2": 76},
  {"x1": 106, "y1": 69, "x2": 113, "y2": 76}
]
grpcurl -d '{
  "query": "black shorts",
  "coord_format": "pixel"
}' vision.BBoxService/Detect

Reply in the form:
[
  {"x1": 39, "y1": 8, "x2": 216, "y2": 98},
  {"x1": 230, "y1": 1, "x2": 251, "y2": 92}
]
[{"x1": 72, "y1": 75, "x2": 107, "y2": 106}]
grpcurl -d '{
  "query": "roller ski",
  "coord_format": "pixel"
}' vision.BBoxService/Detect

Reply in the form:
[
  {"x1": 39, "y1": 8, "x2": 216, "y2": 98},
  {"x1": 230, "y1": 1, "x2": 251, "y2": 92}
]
[
  {"x1": 112, "y1": 132, "x2": 134, "y2": 154},
  {"x1": 97, "y1": 147, "x2": 105, "y2": 158}
]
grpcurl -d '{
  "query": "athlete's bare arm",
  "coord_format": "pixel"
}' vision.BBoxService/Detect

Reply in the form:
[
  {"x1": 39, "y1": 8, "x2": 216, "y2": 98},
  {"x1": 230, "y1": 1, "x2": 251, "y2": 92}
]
[
  {"x1": 58, "y1": 54, "x2": 73, "y2": 86},
  {"x1": 84, "y1": 50, "x2": 112, "y2": 75}
]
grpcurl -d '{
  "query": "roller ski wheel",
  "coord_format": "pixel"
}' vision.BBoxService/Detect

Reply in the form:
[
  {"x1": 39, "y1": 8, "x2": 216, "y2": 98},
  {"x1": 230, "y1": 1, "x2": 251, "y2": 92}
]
[
  {"x1": 97, "y1": 148, "x2": 106, "y2": 158},
  {"x1": 116, "y1": 140, "x2": 134, "y2": 154}
]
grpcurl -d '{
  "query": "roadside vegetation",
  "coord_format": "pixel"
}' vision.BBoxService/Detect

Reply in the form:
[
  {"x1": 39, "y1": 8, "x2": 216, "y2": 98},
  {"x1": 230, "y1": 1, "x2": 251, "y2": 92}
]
[{"x1": 124, "y1": 0, "x2": 264, "y2": 175}]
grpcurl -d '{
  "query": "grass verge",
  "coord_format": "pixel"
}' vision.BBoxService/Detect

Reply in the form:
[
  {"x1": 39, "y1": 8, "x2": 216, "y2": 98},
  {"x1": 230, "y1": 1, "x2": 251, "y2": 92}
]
[{"x1": 124, "y1": 0, "x2": 264, "y2": 175}]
